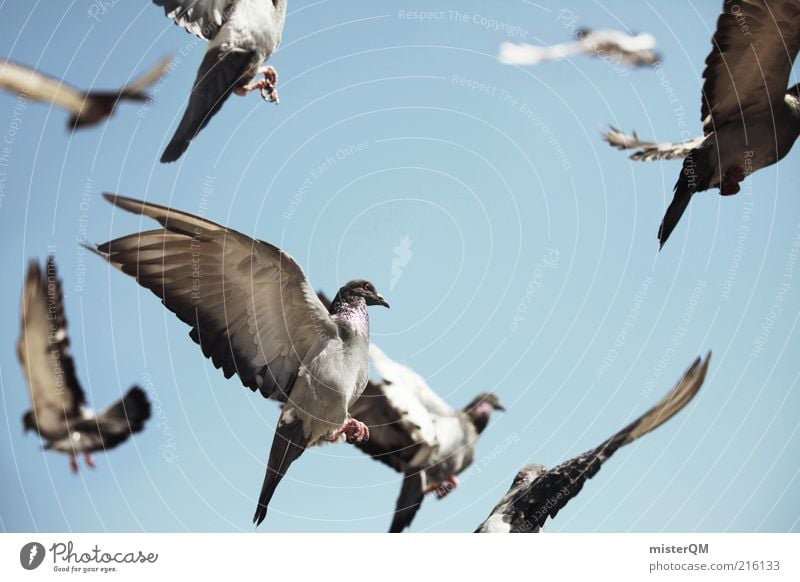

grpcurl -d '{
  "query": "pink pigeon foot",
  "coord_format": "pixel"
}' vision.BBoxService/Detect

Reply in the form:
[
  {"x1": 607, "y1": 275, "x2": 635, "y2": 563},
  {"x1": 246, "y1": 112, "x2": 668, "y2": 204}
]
[
  {"x1": 329, "y1": 418, "x2": 370, "y2": 443},
  {"x1": 234, "y1": 66, "x2": 279, "y2": 103},
  {"x1": 85, "y1": 453, "x2": 96, "y2": 469},
  {"x1": 425, "y1": 475, "x2": 460, "y2": 499},
  {"x1": 70, "y1": 455, "x2": 79, "y2": 474}
]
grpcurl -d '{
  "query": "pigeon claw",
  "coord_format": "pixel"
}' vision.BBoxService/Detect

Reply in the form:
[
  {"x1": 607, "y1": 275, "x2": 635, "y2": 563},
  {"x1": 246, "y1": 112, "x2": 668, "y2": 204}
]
[
  {"x1": 333, "y1": 418, "x2": 370, "y2": 443},
  {"x1": 85, "y1": 453, "x2": 96, "y2": 469},
  {"x1": 425, "y1": 475, "x2": 460, "y2": 499},
  {"x1": 70, "y1": 455, "x2": 79, "y2": 474},
  {"x1": 236, "y1": 66, "x2": 279, "y2": 104}
]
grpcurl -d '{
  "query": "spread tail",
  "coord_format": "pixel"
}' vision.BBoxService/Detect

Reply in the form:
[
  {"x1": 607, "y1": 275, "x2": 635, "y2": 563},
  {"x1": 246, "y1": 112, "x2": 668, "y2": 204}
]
[
  {"x1": 253, "y1": 419, "x2": 308, "y2": 526},
  {"x1": 389, "y1": 472, "x2": 424, "y2": 533},
  {"x1": 659, "y1": 147, "x2": 711, "y2": 248},
  {"x1": 161, "y1": 49, "x2": 255, "y2": 163}
]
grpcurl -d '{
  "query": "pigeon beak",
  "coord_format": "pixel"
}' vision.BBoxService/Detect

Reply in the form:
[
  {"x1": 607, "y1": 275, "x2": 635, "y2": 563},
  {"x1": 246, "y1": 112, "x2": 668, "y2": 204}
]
[
  {"x1": 494, "y1": 403, "x2": 506, "y2": 412},
  {"x1": 375, "y1": 293, "x2": 390, "y2": 308}
]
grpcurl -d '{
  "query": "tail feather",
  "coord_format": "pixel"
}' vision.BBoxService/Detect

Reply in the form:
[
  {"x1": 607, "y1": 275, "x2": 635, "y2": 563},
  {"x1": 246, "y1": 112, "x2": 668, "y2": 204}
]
[
  {"x1": 253, "y1": 419, "x2": 308, "y2": 526},
  {"x1": 659, "y1": 148, "x2": 711, "y2": 248},
  {"x1": 389, "y1": 472, "x2": 425, "y2": 533},
  {"x1": 161, "y1": 48, "x2": 256, "y2": 163}
]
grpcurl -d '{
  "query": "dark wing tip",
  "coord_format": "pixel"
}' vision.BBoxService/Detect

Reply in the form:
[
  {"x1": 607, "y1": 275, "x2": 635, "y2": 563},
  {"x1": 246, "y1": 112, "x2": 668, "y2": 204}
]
[
  {"x1": 160, "y1": 142, "x2": 185, "y2": 163},
  {"x1": 252, "y1": 506, "x2": 267, "y2": 526},
  {"x1": 125, "y1": 385, "x2": 152, "y2": 422},
  {"x1": 80, "y1": 241, "x2": 106, "y2": 258},
  {"x1": 25, "y1": 257, "x2": 42, "y2": 283}
]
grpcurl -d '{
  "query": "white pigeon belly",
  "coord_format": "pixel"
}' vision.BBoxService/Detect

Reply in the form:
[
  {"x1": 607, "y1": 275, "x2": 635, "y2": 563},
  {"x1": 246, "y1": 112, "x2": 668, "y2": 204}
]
[{"x1": 211, "y1": 0, "x2": 282, "y2": 57}]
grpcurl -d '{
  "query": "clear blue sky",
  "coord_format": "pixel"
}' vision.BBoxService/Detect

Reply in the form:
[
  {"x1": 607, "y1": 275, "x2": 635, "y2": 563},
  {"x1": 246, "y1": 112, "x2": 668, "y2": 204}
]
[{"x1": 1, "y1": 0, "x2": 798, "y2": 533}]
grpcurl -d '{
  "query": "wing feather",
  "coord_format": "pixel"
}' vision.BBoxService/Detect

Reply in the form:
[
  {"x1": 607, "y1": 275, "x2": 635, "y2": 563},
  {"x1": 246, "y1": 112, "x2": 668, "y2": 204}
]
[
  {"x1": 0, "y1": 59, "x2": 86, "y2": 112},
  {"x1": 602, "y1": 127, "x2": 705, "y2": 161},
  {"x1": 477, "y1": 353, "x2": 710, "y2": 533},
  {"x1": 88, "y1": 193, "x2": 337, "y2": 402},
  {"x1": 701, "y1": 0, "x2": 800, "y2": 133},
  {"x1": 66, "y1": 386, "x2": 152, "y2": 452},
  {"x1": 152, "y1": 0, "x2": 234, "y2": 40},
  {"x1": 17, "y1": 256, "x2": 85, "y2": 419}
]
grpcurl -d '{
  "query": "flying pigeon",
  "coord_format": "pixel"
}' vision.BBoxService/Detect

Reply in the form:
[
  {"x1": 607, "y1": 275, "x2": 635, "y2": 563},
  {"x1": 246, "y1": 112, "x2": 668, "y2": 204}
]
[
  {"x1": 351, "y1": 341, "x2": 504, "y2": 533},
  {"x1": 85, "y1": 194, "x2": 389, "y2": 525},
  {"x1": 602, "y1": 127, "x2": 706, "y2": 161},
  {"x1": 611, "y1": 0, "x2": 800, "y2": 248},
  {"x1": 476, "y1": 353, "x2": 710, "y2": 532},
  {"x1": 0, "y1": 56, "x2": 171, "y2": 129},
  {"x1": 499, "y1": 28, "x2": 660, "y2": 68},
  {"x1": 153, "y1": 0, "x2": 288, "y2": 162},
  {"x1": 18, "y1": 256, "x2": 151, "y2": 473}
]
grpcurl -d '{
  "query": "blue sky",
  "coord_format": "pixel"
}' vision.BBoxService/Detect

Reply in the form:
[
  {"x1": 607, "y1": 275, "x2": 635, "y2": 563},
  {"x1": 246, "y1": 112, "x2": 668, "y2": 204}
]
[{"x1": 1, "y1": 0, "x2": 798, "y2": 533}]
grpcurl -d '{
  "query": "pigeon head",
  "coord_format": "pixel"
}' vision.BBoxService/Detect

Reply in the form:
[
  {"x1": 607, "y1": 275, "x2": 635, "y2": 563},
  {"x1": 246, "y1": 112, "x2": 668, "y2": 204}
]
[
  {"x1": 331, "y1": 280, "x2": 390, "y2": 311},
  {"x1": 463, "y1": 392, "x2": 505, "y2": 433}
]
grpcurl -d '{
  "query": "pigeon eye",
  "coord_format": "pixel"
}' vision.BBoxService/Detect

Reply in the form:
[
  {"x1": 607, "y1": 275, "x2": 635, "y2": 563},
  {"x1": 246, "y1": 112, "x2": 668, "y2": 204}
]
[{"x1": 364, "y1": 283, "x2": 373, "y2": 292}]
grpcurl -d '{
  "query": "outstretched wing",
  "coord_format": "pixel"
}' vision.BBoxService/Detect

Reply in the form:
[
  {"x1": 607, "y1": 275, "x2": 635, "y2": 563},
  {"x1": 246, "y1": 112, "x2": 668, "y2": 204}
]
[
  {"x1": 17, "y1": 256, "x2": 85, "y2": 428},
  {"x1": 477, "y1": 353, "x2": 710, "y2": 533},
  {"x1": 369, "y1": 344, "x2": 454, "y2": 417},
  {"x1": 121, "y1": 55, "x2": 174, "y2": 97},
  {"x1": 602, "y1": 127, "x2": 705, "y2": 161},
  {"x1": 88, "y1": 193, "x2": 337, "y2": 402},
  {"x1": 0, "y1": 59, "x2": 86, "y2": 113},
  {"x1": 68, "y1": 386, "x2": 152, "y2": 452},
  {"x1": 579, "y1": 29, "x2": 660, "y2": 66},
  {"x1": 701, "y1": 0, "x2": 800, "y2": 134},
  {"x1": 152, "y1": 0, "x2": 234, "y2": 40},
  {"x1": 498, "y1": 41, "x2": 587, "y2": 66},
  {"x1": 349, "y1": 344, "x2": 455, "y2": 472},
  {"x1": 349, "y1": 380, "x2": 429, "y2": 473}
]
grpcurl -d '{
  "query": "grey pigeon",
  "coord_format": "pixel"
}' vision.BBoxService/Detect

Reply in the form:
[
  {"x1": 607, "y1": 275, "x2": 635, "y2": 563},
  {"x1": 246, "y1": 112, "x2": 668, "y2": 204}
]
[
  {"x1": 611, "y1": 0, "x2": 800, "y2": 248},
  {"x1": 154, "y1": 0, "x2": 287, "y2": 162},
  {"x1": 18, "y1": 256, "x2": 151, "y2": 473},
  {"x1": 500, "y1": 28, "x2": 660, "y2": 68},
  {"x1": 0, "y1": 56, "x2": 171, "y2": 129},
  {"x1": 85, "y1": 194, "x2": 389, "y2": 525},
  {"x1": 350, "y1": 341, "x2": 504, "y2": 533},
  {"x1": 476, "y1": 353, "x2": 710, "y2": 533}
]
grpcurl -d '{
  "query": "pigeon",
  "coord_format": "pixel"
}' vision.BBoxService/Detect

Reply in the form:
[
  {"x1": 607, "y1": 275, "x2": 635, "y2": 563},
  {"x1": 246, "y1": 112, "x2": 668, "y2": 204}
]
[
  {"x1": 612, "y1": 0, "x2": 800, "y2": 248},
  {"x1": 499, "y1": 28, "x2": 660, "y2": 68},
  {"x1": 153, "y1": 0, "x2": 288, "y2": 162},
  {"x1": 602, "y1": 127, "x2": 706, "y2": 161},
  {"x1": 351, "y1": 341, "x2": 504, "y2": 533},
  {"x1": 0, "y1": 56, "x2": 171, "y2": 129},
  {"x1": 85, "y1": 194, "x2": 389, "y2": 525},
  {"x1": 17, "y1": 256, "x2": 151, "y2": 473},
  {"x1": 476, "y1": 353, "x2": 710, "y2": 533}
]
